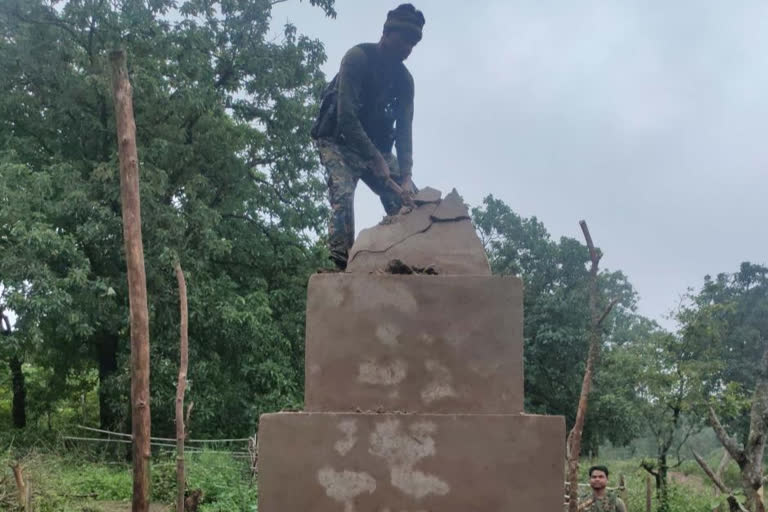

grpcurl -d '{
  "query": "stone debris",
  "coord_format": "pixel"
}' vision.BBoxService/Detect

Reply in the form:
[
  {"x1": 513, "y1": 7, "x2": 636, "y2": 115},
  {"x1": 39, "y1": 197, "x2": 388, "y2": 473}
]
[{"x1": 347, "y1": 187, "x2": 490, "y2": 275}]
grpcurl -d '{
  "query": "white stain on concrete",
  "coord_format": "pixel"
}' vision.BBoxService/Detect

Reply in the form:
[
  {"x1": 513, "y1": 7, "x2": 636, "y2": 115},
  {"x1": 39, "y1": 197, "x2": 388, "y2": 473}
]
[
  {"x1": 358, "y1": 359, "x2": 407, "y2": 386},
  {"x1": 469, "y1": 359, "x2": 501, "y2": 378},
  {"x1": 325, "y1": 285, "x2": 345, "y2": 308},
  {"x1": 376, "y1": 324, "x2": 401, "y2": 346},
  {"x1": 317, "y1": 467, "x2": 376, "y2": 512},
  {"x1": 369, "y1": 419, "x2": 450, "y2": 500},
  {"x1": 355, "y1": 281, "x2": 418, "y2": 314},
  {"x1": 421, "y1": 360, "x2": 457, "y2": 404},
  {"x1": 419, "y1": 333, "x2": 436, "y2": 345},
  {"x1": 334, "y1": 419, "x2": 358, "y2": 456}
]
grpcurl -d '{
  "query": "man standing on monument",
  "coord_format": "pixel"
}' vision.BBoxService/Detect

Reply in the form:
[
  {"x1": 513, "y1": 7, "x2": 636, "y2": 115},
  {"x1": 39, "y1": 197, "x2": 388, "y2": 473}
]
[
  {"x1": 311, "y1": 4, "x2": 425, "y2": 270},
  {"x1": 578, "y1": 465, "x2": 627, "y2": 512}
]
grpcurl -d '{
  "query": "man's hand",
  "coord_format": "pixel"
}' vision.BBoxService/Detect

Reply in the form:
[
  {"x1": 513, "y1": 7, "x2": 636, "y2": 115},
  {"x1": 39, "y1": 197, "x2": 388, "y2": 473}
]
[
  {"x1": 398, "y1": 175, "x2": 415, "y2": 211},
  {"x1": 401, "y1": 175, "x2": 415, "y2": 195}
]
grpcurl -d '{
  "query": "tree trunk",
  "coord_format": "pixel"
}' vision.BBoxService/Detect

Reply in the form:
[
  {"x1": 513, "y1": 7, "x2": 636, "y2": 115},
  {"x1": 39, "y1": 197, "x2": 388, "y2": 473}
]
[
  {"x1": 709, "y1": 343, "x2": 767, "y2": 512},
  {"x1": 10, "y1": 356, "x2": 26, "y2": 428},
  {"x1": 566, "y1": 221, "x2": 618, "y2": 512},
  {"x1": 175, "y1": 262, "x2": 189, "y2": 512},
  {"x1": 98, "y1": 331, "x2": 119, "y2": 430},
  {"x1": 658, "y1": 453, "x2": 670, "y2": 512},
  {"x1": 110, "y1": 49, "x2": 151, "y2": 512}
]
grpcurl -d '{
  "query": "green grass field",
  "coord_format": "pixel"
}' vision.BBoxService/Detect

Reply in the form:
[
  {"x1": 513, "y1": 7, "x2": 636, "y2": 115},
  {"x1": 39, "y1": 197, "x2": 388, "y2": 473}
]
[{"x1": 0, "y1": 432, "x2": 746, "y2": 512}]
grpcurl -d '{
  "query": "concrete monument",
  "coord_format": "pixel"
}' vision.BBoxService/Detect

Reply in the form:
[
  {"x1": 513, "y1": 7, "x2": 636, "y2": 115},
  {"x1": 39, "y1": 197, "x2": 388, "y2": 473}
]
[{"x1": 258, "y1": 188, "x2": 565, "y2": 512}]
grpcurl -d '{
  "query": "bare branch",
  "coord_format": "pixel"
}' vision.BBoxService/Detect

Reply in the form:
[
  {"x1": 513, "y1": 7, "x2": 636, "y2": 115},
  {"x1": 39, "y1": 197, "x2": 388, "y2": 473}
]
[
  {"x1": 709, "y1": 406, "x2": 746, "y2": 465},
  {"x1": 640, "y1": 459, "x2": 659, "y2": 478},
  {"x1": 693, "y1": 451, "x2": 748, "y2": 512},
  {"x1": 579, "y1": 220, "x2": 601, "y2": 266},
  {"x1": 597, "y1": 297, "x2": 621, "y2": 327}
]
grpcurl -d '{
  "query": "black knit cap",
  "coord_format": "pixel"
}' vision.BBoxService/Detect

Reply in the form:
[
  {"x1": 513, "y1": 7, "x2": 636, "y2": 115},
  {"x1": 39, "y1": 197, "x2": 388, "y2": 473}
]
[{"x1": 384, "y1": 4, "x2": 425, "y2": 42}]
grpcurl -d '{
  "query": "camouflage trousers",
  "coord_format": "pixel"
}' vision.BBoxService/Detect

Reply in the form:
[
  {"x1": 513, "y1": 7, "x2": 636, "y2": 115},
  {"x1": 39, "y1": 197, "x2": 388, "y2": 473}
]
[{"x1": 316, "y1": 138, "x2": 413, "y2": 269}]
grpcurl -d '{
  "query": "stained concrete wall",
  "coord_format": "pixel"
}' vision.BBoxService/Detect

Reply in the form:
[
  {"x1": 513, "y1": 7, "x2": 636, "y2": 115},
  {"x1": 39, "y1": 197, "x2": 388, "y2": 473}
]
[
  {"x1": 259, "y1": 412, "x2": 565, "y2": 512},
  {"x1": 305, "y1": 274, "x2": 524, "y2": 413}
]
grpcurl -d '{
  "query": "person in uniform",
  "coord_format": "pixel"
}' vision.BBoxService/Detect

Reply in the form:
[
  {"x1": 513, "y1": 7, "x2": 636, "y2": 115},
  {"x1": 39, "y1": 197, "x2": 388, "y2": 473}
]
[
  {"x1": 311, "y1": 4, "x2": 425, "y2": 269},
  {"x1": 578, "y1": 465, "x2": 627, "y2": 512}
]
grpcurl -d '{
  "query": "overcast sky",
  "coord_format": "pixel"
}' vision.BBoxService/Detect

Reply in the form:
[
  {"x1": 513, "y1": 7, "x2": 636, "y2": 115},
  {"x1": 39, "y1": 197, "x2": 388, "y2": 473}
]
[{"x1": 274, "y1": 0, "x2": 768, "y2": 328}]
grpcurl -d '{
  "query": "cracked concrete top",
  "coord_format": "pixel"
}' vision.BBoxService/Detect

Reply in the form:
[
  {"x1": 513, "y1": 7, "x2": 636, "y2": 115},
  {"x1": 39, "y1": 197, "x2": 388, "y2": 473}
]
[{"x1": 347, "y1": 188, "x2": 491, "y2": 275}]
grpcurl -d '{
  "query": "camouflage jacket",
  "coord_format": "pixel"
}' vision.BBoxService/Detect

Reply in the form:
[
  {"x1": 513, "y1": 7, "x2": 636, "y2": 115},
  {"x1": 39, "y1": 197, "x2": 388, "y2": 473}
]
[{"x1": 578, "y1": 493, "x2": 627, "y2": 512}]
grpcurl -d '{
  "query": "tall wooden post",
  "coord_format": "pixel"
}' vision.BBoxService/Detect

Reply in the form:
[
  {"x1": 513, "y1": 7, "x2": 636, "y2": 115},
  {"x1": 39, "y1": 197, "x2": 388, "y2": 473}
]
[
  {"x1": 110, "y1": 49, "x2": 151, "y2": 512},
  {"x1": 566, "y1": 221, "x2": 619, "y2": 512},
  {"x1": 175, "y1": 262, "x2": 189, "y2": 512}
]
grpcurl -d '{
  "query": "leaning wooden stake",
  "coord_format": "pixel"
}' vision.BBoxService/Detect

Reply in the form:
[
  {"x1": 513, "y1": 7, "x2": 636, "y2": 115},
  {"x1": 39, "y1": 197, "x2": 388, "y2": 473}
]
[
  {"x1": 10, "y1": 463, "x2": 26, "y2": 509},
  {"x1": 175, "y1": 262, "x2": 189, "y2": 512},
  {"x1": 110, "y1": 49, "x2": 151, "y2": 512},
  {"x1": 693, "y1": 451, "x2": 748, "y2": 512},
  {"x1": 566, "y1": 220, "x2": 619, "y2": 512}
]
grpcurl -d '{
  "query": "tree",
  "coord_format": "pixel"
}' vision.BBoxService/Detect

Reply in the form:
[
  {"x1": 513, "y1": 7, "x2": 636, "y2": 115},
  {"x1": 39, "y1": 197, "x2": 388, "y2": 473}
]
[
  {"x1": 681, "y1": 263, "x2": 768, "y2": 512},
  {"x1": 0, "y1": 0, "x2": 334, "y2": 435},
  {"x1": 628, "y1": 329, "x2": 713, "y2": 512},
  {"x1": 472, "y1": 196, "x2": 638, "y2": 453},
  {"x1": 565, "y1": 221, "x2": 620, "y2": 512}
]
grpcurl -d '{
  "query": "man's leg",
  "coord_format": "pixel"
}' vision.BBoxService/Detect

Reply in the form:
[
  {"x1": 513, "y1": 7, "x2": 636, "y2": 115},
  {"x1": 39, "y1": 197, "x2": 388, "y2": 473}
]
[{"x1": 318, "y1": 141, "x2": 359, "y2": 269}]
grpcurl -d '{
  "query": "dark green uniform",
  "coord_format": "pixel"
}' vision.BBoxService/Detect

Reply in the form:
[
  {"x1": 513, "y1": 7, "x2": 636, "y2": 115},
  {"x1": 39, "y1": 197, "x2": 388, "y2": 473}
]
[
  {"x1": 578, "y1": 493, "x2": 627, "y2": 512},
  {"x1": 312, "y1": 43, "x2": 415, "y2": 268}
]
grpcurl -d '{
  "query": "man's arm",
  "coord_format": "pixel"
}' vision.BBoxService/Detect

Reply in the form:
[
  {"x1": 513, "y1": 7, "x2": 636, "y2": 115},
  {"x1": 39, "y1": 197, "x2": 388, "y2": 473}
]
[
  {"x1": 336, "y1": 46, "x2": 381, "y2": 164},
  {"x1": 394, "y1": 70, "x2": 415, "y2": 178}
]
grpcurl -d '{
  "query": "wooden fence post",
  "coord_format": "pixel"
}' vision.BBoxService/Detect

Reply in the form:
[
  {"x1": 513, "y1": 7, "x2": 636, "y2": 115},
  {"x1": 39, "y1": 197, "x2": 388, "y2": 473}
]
[
  {"x1": 110, "y1": 49, "x2": 151, "y2": 512},
  {"x1": 646, "y1": 475, "x2": 653, "y2": 512},
  {"x1": 619, "y1": 474, "x2": 628, "y2": 507}
]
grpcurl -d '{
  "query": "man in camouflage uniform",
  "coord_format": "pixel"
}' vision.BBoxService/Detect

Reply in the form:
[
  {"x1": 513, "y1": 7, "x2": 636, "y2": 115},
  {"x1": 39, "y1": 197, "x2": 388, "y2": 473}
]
[
  {"x1": 311, "y1": 4, "x2": 425, "y2": 269},
  {"x1": 578, "y1": 465, "x2": 627, "y2": 512}
]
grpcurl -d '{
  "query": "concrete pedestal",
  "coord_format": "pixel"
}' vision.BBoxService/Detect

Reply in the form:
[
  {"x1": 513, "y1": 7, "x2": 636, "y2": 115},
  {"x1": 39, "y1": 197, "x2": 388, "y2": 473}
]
[
  {"x1": 305, "y1": 274, "x2": 524, "y2": 414},
  {"x1": 259, "y1": 412, "x2": 565, "y2": 512}
]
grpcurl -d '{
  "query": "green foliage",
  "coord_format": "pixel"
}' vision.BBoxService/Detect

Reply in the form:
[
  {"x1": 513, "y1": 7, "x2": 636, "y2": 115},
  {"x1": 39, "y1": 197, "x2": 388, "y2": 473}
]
[
  {"x1": 472, "y1": 195, "x2": 640, "y2": 451},
  {"x1": 0, "y1": 0, "x2": 336, "y2": 435},
  {"x1": 679, "y1": 262, "x2": 768, "y2": 444}
]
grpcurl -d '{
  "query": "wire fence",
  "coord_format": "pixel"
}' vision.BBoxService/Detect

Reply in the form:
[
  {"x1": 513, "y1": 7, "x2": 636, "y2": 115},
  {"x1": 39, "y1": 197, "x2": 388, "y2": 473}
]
[{"x1": 62, "y1": 425, "x2": 258, "y2": 474}]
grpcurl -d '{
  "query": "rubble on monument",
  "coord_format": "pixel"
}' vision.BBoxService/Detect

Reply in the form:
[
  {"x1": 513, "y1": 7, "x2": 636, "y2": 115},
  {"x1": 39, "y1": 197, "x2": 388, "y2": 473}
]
[{"x1": 347, "y1": 187, "x2": 491, "y2": 275}]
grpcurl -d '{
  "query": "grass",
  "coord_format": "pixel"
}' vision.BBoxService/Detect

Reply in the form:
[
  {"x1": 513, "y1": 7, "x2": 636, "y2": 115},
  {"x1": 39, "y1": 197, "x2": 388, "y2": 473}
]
[
  {"x1": 0, "y1": 436, "x2": 745, "y2": 512},
  {"x1": 0, "y1": 447, "x2": 257, "y2": 512},
  {"x1": 577, "y1": 455, "x2": 744, "y2": 512}
]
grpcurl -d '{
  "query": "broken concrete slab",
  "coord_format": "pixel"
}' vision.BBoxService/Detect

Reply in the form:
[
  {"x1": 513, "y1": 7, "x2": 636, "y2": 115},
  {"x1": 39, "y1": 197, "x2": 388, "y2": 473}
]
[
  {"x1": 348, "y1": 214, "x2": 491, "y2": 275},
  {"x1": 350, "y1": 202, "x2": 438, "y2": 255},
  {"x1": 305, "y1": 274, "x2": 524, "y2": 413},
  {"x1": 413, "y1": 186, "x2": 442, "y2": 204},
  {"x1": 347, "y1": 187, "x2": 489, "y2": 274},
  {"x1": 431, "y1": 188, "x2": 470, "y2": 221},
  {"x1": 258, "y1": 412, "x2": 565, "y2": 512}
]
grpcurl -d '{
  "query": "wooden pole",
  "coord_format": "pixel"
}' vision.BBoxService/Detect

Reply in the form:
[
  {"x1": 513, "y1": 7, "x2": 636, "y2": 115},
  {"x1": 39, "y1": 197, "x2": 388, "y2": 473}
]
[
  {"x1": 619, "y1": 474, "x2": 628, "y2": 506},
  {"x1": 10, "y1": 463, "x2": 26, "y2": 508},
  {"x1": 646, "y1": 475, "x2": 652, "y2": 512},
  {"x1": 175, "y1": 262, "x2": 189, "y2": 512},
  {"x1": 110, "y1": 49, "x2": 151, "y2": 512},
  {"x1": 566, "y1": 220, "x2": 619, "y2": 512}
]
